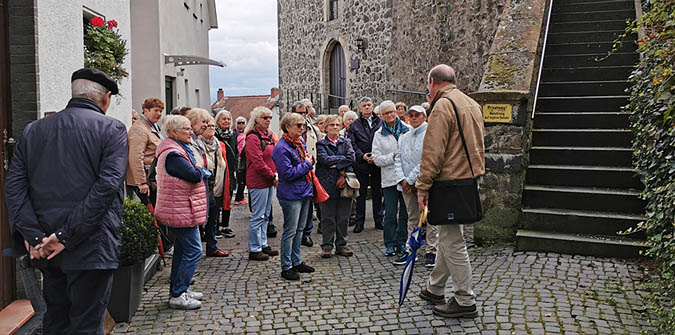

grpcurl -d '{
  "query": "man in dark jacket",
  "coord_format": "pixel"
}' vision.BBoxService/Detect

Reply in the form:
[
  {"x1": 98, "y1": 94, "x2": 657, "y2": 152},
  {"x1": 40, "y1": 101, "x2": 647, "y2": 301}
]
[
  {"x1": 5, "y1": 68, "x2": 129, "y2": 334},
  {"x1": 348, "y1": 97, "x2": 384, "y2": 233}
]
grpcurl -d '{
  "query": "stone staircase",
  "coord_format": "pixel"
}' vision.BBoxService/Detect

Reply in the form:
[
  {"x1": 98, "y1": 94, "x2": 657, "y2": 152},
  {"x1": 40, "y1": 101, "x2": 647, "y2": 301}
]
[{"x1": 516, "y1": 0, "x2": 647, "y2": 258}]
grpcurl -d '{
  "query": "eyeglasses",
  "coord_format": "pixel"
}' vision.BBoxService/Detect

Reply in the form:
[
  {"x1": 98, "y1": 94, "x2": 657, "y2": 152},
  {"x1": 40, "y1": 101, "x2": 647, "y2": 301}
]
[
  {"x1": 179, "y1": 127, "x2": 193, "y2": 132},
  {"x1": 381, "y1": 110, "x2": 395, "y2": 117},
  {"x1": 206, "y1": 125, "x2": 216, "y2": 129},
  {"x1": 261, "y1": 116, "x2": 273, "y2": 121},
  {"x1": 237, "y1": 121, "x2": 245, "y2": 124},
  {"x1": 297, "y1": 111, "x2": 308, "y2": 115},
  {"x1": 425, "y1": 88, "x2": 430, "y2": 97},
  {"x1": 295, "y1": 123, "x2": 306, "y2": 129}
]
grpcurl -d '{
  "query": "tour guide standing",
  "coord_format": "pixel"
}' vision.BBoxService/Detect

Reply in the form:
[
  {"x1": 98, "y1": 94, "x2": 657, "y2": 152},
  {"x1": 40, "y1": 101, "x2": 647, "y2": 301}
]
[
  {"x1": 416, "y1": 64, "x2": 485, "y2": 318},
  {"x1": 5, "y1": 68, "x2": 128, "y2": 333}
]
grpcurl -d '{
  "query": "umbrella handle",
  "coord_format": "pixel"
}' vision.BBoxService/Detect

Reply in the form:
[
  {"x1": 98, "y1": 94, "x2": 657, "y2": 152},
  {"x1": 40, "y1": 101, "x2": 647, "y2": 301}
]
[{"x1": 417, "y1": 206, "x2": 428, "y2": 228}]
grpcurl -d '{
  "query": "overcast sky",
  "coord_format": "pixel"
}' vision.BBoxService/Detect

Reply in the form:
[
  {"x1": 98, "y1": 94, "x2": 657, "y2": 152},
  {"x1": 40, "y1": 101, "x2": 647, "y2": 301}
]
[{"x1": 208, "y1": 0, "x2": 279, "y2": 102}]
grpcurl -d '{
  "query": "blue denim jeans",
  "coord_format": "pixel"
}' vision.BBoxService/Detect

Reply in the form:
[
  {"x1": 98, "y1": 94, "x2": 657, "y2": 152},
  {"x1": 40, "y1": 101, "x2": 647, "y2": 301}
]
[
  {"x1": 168, "y1": 226, "x2": 202, "y2": 297},
  {"x1": 279, "y1": 197, "x2": 311, "y2": 271},
  {"x1": 303, "y1": 201, "x2": 314, "y2": 236},
  {"x1": 382, "y1": 186, "x2": 408, "y2": 249},
  {"x1": 248, "y1": 187, "x2": 274, "y2": 252}
]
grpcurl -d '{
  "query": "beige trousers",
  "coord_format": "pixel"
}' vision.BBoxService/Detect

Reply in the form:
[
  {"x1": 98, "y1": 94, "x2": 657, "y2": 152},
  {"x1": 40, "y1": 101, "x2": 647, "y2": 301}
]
[
  {"x1": 426, "y1": 224, "x2": 476, "y2": 306},
  {"x1": 401, "y1": 190, "x2": 438, "y2": 253}
]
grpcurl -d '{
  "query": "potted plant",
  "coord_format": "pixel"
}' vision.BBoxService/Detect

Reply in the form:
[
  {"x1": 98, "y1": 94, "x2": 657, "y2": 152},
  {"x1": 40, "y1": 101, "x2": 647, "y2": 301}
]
[
  {"x1": 84, "y1": 16, "x2": 128, "y2": 81},
  {"x1": 108, "y1": 199, "x2": 158, "y2": 322}
]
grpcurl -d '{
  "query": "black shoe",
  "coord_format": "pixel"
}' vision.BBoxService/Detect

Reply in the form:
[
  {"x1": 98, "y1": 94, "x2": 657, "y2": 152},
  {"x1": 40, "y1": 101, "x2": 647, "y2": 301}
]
[
  {"x1": 348, "y1": 220, "x2": 356, "y2": 227},
  {"x1": 425, "y1": 253, "x2": 436, "y2": 268},
  {"x1": 267, "y1": 224, "x2": 277, "y2": 238},
  {"x1": 215, "y1": 230, "x2": 223, "y2": 239},
  {"x1": 221, "y1": 228, "x2": 235, "y2": 238},
  {"x1": 374, "y1": 222, "x2": 384, "y2": 230},
  {"x1": 301, "y1": 235, "x2": 314, "y2": 247},
  {"x1": 433, "y1": 297, "x2": 478, "y2": 318},
  {"x1": 281, "y1": 268, "x2": 299, "y2": 281},
  {"x1": 393, "y1": 252, "x2": 409, "y2": 265},
  {"x1": 353, "y1": 224, "x2": 364, "y2": 233},
  {"x1": 292, "y1": 262, "x2": 315, "y2": 273},
  {"x1": 262, "y1": 246, "x2": 279, "y2": 256},
  {"x1": 248, "y1": 252, "x2": 269, "y2": 261},
  {"x1": 419, "y1": 287, "x2": 445, "y2": 305}
]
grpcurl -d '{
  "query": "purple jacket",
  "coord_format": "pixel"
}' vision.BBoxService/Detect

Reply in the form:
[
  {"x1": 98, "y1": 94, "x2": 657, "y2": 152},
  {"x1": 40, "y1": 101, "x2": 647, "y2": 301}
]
[{"x1": 272, "y1": 137, "x2": 314, "y2": 201}]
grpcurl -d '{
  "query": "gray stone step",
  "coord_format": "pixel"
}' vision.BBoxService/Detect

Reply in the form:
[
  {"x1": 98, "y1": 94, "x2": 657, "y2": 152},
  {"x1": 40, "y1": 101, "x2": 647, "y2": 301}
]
[
  {"x1": 522, "y1": 185, "x2": 645, "y2": 214},
  {"x1": 533, "y1": 112, "x2": 630, "y2": 129},
  {"x1": 526, "y1": 164, "x2": 642, "y2": 189},
  {"x1": 522, "y1": 207, "x2": 644, "y2": 237},
  {"x1": 529, "y1": 146, "x2": 633, "y2": 166},
  {"x1": 516, "y1": 229, "x2": 647, "y2": 258}
]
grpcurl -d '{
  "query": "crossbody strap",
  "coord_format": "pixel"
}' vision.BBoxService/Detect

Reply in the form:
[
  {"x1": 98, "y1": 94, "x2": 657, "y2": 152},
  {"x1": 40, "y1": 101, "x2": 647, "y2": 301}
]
[{"x1": 442, "y1": 97, "x2": 475, "y2": 178}]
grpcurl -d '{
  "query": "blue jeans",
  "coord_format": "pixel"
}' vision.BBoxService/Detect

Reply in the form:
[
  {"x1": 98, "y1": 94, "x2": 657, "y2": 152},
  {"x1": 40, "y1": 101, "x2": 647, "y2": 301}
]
[
  {"x1": 382, "y1": 186, "x2": 408, "y2": 249},
  {"x1": 303, "y1": 201, "x2": 314, "y2": 236},
  {"x1": 279, "y1": 197, "x2": 310, "y2": 271},
  {"x1": 169, "y1": 226, "x2": 202, "y2": 297},
  {"x1": 248, "y1": 187, "x2": 274, "y2": 252}
]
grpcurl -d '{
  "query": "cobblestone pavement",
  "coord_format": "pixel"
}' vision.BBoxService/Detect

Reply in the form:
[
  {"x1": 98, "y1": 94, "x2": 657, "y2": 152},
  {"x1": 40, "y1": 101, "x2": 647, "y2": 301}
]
[{"x1": 112, "y1": 200, "x2": 656, "y2": 334}]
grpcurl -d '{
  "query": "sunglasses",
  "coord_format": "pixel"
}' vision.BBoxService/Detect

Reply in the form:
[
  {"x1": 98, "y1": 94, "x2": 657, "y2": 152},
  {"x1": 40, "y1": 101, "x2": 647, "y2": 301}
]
[
  {"x1": 261, "y1": 116, "x2": 273, "y2": 120},
  {"x1": 237, "y1": 121, "x2": 245, "y2": 124},
  {"x1": 425, "y1": 88, "x2": 430, "y2": 97},
  {"x1": 295, "y1": 123, "x2": 306, "y2": 129}
]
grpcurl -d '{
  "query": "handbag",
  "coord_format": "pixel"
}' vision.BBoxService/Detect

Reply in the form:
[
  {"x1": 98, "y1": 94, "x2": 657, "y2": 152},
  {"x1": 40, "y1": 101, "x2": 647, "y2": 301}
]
[
  {"x1": 311, "y1": 171, "x2": 330, "y2": 203},
  {"x1": 428, "y1": 97, "x2": 483, "y2": 225},
  {"x1": 340, "y1": 172, "x2": 360, "y2": 198}
]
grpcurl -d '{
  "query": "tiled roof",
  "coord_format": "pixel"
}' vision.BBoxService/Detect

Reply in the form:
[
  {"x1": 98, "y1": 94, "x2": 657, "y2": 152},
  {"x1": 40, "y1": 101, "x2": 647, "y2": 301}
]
[{"x1": 213, "y1": 95, "x2": 271, "y2": 121}]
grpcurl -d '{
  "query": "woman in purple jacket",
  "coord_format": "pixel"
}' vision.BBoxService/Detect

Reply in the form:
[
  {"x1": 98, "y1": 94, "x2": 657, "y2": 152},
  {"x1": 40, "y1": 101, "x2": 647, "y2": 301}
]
[{"x1": 272, "y1": 112, "x2": 316, "y2": 281}]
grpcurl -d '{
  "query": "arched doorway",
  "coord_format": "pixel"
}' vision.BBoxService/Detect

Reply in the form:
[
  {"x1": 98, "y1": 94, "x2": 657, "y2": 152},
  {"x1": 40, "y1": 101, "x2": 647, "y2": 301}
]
[{"x1": 329, "y1": 43, "x2": 346, "y2": 109}]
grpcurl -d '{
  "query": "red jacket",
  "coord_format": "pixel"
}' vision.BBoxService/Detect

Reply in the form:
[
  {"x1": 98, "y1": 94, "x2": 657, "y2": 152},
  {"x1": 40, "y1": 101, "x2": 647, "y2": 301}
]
[{"x1": 245, "y1": 127, "x2": 277, "y2": 189}]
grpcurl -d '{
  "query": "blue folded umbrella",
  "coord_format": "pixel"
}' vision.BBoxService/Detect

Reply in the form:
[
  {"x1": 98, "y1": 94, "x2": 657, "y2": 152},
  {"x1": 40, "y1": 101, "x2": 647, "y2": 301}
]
[{"x1": 398, "y1": 207, "x2": 428, "y2": 313}]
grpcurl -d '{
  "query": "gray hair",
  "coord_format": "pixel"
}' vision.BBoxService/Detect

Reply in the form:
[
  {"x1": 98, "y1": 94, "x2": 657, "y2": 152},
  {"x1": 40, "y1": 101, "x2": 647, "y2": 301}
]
[
  {"x1": 379, "y1": 100, "x2": 396, "y2": 113},
  {"x1": 185, "y1": 108, "x2": 212, "y2": 125},
  {"x1": 235, "y1": 116, "x2": 247, "y2": 124},
  {"x1": 215, "y1": 109, "x2": 233, "y2": 129},
  {"x1": 162, "y1": 115, "x2": 191, "y2": 139},
  {"x1": 421, "y1": 102, "x2": 431, "y2": 111},
  {"x1": 71, "y1": 79, "x2": 108, "y2": 105},
  {"x1": 373, "y1": 106, "x2": 381, "y2": 115},
  {"x1": 280, "y1": 112, "x2": 305, "y2": 134},
  {"x1": 359, "y1": 96, "x2": 372, "y2": 105},
  {"x1": 314, "y1": 114, "x2": 328, "y2": 125},
  {"x1": 343, "y1": 110, "x2": 358, "y2": 123},
  {"x1": 428, "y1": 64, "x2": 456, "y2": 84},
  {"x1": 292, "y1": 101, "x2": 307, "y2": 113},
  {"x1": 300, "y1": 98, "x2": 311, "y2": 105},
  {"x1": 244, "y1": 106, "x2": 273, "y2": 134}
]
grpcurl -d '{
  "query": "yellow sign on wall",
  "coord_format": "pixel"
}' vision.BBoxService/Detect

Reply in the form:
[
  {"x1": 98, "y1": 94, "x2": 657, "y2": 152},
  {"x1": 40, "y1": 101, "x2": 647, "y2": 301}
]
[{"x1": 483, "y1": 104, "x2": 513, "y2": 123}]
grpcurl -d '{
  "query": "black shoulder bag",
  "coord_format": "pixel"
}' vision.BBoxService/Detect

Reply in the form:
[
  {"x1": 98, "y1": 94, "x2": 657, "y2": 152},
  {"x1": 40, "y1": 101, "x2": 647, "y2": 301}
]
[{"x1": 428, "y1": 98, "x2": 483, "y2": 225}]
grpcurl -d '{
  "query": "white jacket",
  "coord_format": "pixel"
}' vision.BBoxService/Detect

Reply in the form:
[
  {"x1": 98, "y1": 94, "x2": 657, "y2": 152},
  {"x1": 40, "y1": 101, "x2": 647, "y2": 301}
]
[
  {"x1": 372, "y1": 121, "x2": 410, "y2": 188},
  {"x1": 394, "y1": 122, "x2": 427, "y2": 191}
]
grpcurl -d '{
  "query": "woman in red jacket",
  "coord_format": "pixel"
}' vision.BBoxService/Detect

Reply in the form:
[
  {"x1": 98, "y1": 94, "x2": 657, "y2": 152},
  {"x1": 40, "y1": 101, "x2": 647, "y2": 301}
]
[{"x1": 245, "y1": 107, "x2": 280, "y2": 261}]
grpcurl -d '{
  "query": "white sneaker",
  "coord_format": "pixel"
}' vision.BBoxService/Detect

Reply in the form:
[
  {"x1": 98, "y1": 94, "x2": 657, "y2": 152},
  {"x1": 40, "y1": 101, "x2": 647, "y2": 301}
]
[
  {"x1": 187, "y1": 289, "x2": 203, "y2": 300},
  {"x1": 169, "y1": 292, "x2": 201, "y2": 310}
]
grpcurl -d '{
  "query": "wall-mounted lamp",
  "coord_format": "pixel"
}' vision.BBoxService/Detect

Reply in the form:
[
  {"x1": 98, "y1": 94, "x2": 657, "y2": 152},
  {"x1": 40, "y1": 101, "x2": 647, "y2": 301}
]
[
  {"x1": 355, "y1": 38, "x2": 365, "y2": 52},
  {"x1": 177, "y1": 68, "x2": 185, "y2": 77}
]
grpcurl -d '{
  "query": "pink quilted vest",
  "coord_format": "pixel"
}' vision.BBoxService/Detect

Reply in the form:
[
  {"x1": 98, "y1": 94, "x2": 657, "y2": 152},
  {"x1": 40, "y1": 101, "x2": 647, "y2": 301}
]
[{"x1": 154, "y1": 138, "x2": 208, "y2": 228}]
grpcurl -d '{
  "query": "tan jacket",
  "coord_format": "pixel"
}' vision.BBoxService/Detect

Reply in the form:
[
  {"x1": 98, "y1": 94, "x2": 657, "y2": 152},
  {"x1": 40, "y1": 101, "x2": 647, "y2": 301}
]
[
  {"x1": 416, "y1": 84, "x2": 485, "y2": 196},
  {"x1": 126, "y1": 118, "x2": 161, "y2": 186},
  {"x1": 305, "y1": 119, "x2": 321, "y2": 168}
]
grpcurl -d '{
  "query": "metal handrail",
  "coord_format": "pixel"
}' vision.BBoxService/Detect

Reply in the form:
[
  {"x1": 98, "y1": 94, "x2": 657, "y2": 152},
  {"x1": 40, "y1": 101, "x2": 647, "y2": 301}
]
[
  {"x1": 531, "y1": 0, "x2": 554, "y2": 119},
  {"x1": 387, "y1": 88, "x2": 426, "y2": 96}
]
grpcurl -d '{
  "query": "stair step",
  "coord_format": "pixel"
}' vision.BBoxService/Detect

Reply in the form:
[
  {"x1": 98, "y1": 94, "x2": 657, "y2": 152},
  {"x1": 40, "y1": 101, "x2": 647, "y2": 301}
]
[
  {"x1": 537, "y1": 96, "x2": 628, "y2": 112},
  {"x1": 549, "y1": 19, "x2": 631, "y2": 33},
  {"x1": 529, "y1": 146, "x2": 633, "y2": 166},
  {"x1": 522, "y1": 185, "x2": 646, "y2": 214},
  {"x1": 543, "y1": 52, "x2": 638, "y2": 68},
  {"x1": 533, "y1": 112, "x2": 630, "y2": 129},
  {"x1": 541, "y1": 66, "x2": 634, "y2": 82},
  {"x1": 538, "y1": 80, "x2": 628, "y2": 97},
  {"x1": 548, "y1": 31, "x2": 635, "y2": 44},
  {"x1": 546, "y1": 41, "x2": 636, "y2": 56},
  {"x1": 552, "y1": 9, "x2": 635, "y2": 22},
  {"x1": 522, "y1": 207, "x2": 644, "y2": 237},
  {"x1": 531, "y1": 128, "x2": 632, "y2": 147},
  {"x1": 552, "y1": 0, "x2": 635, "y2": 14},
  {"x1": 526, "y1": 164, "x2": 642, "y2": 188},
  {"x1": 516, "y1": 229, "x2": 647, "y2": 258}
]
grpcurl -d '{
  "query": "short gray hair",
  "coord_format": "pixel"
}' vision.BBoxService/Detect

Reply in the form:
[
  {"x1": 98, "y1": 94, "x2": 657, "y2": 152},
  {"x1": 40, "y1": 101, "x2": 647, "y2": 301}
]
[
  {"x1": 162, "y1": 115, "x2": 190, "y2": 139},
  {"x1": 359, "y1": 97, "x2": 372, "y2": 105},
  {"x1": 300, "y1": 98, "x2": 311, "y2": 105},
  {"x1": 235, "y1": 116, "x2": 246, "y2": 124},
  {"x1": 185, "y1": 108, "x2": 212, "y2": 125},
  {"x1": 343, "y1": 110, "x2": 358, "y2": 122},
  {"x1": 280, "y1": 112, "x2": 305, "y2": 134},
  {"x1": 215, "y1": 109, "x2": 232, "y2": 129},
  {"x1": 71, "y1": 79, "x2": 108, "y2": 105},
  {"x1": 379, "y1": 100, "x2": 396, "y2": 113},
  {"x1": 292, "y1": 101, "x2": 306, "y2": 113},
  {"x1": 428, "y1": 64, "x2": 456, "y2": 84}
]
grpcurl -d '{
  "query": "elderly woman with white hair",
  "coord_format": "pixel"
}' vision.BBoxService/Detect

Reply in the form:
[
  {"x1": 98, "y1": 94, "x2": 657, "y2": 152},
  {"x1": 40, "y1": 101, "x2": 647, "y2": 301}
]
[
  {"x1": 155, "y1": 115, "x2": 211, "y2": 310},
  {"x1": 214, "y1": 110, "x2": 238, "y2": 238},
  {"x1": 340, "y1": 110, "x2": 358, "y2": 137},
  {"x1": 372, "y1": 100, "x2": 410, "y2": 262}
]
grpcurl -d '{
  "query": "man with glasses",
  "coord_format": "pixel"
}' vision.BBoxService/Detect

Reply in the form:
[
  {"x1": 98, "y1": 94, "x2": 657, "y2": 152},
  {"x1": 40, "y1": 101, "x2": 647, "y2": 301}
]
[{"x1": 291, "y1": 101, "x2": 319, "y2": 247}]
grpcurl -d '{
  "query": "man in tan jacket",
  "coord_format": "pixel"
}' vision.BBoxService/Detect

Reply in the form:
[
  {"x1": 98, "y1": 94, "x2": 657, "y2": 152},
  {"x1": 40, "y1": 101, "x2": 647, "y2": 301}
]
[
  {"x1": 416, "y1": 64, "x2": 485, "y2": 318},
  {"x1": 126, "y1": 98, "x2": 164, "y2": 204}
]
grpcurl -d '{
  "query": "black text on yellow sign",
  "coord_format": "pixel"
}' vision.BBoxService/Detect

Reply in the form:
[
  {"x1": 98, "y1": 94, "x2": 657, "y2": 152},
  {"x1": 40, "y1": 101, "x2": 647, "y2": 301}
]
[{"x1": 483, "y1": 104, "x2": 513, "y2": 123}]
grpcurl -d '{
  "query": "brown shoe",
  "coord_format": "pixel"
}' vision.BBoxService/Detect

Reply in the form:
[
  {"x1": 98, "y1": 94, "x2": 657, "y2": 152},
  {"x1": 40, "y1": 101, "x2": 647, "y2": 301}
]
[
  {"x1": 433, "y1": 297, "x2": 478, "y2": 318},
  {"x1": 419, "y1": 287, "x2": 445, "y2": 305},
  {"x1": 248, "y1": 251, "x2": 269, "y2": 261},
  {"x1": 335, "y1": 247, "x2": 353, "y2": 257},
  {"x1": 321, "y1": 249, "x2": 333, "y2": 259},
  {"x1": 206, "y1": 249, "x2": 229, "y2": 257},
  {"x1": 262, "y1": 246, "x2": 279, "y2": 256}
]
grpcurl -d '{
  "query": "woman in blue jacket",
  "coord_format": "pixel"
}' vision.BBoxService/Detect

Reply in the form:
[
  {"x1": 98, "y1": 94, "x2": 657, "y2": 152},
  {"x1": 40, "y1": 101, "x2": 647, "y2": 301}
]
[
  {"x1": 316, "y1": 115, "x2": 356, "y2": 258},
  {"x1": 272, "y1": 112, "x2": 316, "y2": 281}
]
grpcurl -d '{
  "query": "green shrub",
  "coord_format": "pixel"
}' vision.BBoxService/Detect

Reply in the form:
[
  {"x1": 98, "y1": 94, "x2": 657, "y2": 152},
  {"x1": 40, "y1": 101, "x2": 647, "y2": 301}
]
[
  {"x1": 83, "y1": 16, "x2": 128, "y2": 81},
  {"x1": 624, "y1": 0, "x2": 675, "y2": 332},
  {"x1": 120, "y1": 199, "x2": 158, "y2": 266}
]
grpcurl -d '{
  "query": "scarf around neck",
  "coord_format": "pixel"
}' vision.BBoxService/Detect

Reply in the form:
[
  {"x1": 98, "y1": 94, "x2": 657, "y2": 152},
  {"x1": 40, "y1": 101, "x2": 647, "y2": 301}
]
[
  {"x1": 381, "y1": 118, "x2": 409, "y2": 140},
  {"x1": 282, "y1": 134, "x2": 312, "y2": 184}
]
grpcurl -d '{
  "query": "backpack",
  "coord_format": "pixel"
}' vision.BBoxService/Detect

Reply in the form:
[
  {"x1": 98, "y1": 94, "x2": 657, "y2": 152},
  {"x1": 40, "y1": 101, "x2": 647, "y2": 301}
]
[{"x1": 237, "y1": 131, "x2": 274, "y2": 173}]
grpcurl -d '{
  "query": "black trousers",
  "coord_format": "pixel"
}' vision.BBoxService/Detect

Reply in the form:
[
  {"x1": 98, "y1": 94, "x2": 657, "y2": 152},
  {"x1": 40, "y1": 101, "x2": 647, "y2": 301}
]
[
  {"x1": 355, "y1": 168, "x2": 384, "y2": 227},
  {"x1": 41, "y1": 266, "x2": 114, "y2": 335}
]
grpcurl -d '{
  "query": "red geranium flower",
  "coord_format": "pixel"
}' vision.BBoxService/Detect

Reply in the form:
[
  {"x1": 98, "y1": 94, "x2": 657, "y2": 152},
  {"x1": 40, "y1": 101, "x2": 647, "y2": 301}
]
[
  {"x1": 90, "y1": 16, "x2": 104, "y2": 27},
  {"x1": 106, "y1": 20, "x2": 118, "y2": 30}
]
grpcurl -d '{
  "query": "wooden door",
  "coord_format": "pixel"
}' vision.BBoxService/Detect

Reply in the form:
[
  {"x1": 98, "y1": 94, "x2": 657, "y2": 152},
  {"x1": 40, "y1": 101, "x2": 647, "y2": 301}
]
[{"x1": 329, "y1": 43, "x2": 346, "y2": 108}]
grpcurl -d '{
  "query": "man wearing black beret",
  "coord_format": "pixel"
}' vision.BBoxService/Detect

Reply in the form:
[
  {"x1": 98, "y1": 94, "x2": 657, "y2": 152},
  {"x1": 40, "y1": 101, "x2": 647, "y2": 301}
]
[{"x1": 5, "y1": 68, "x2": 128, "y2": 333}]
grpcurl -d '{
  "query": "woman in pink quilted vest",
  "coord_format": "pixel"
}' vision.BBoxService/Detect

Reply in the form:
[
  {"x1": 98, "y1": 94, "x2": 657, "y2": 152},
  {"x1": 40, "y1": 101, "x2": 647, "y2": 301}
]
[{"x1": 154, "y1": 115, "x2": 210, "y2": 310}]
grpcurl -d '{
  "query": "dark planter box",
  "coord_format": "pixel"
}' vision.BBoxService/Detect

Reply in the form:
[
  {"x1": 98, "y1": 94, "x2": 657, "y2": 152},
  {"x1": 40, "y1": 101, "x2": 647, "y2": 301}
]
[{"x1": 107, "y1": 262, "x2": 144, "y2": 322}]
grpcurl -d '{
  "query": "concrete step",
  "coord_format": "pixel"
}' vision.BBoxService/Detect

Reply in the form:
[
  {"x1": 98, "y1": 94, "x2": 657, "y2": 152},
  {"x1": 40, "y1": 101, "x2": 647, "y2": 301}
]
[
  {"x1": 516, "y1": 229, "x2": 647, "y2": 258},
  {"x1": 546, "y1": 41, "x2": 636, "y2": 56},
  {"x1": 537, "y1": 96, "x2": 629, "y2": 112},
  {"x1": 538, "y1": 81, "x2": 629, "y2": 97},
  {"x1": 552, "y1": 9, "x2": 634, "y2": 22},
  {"x1": 549, "y1": 19, "x2": 631, "y2": 33},
  {"x1": 521, "y1": 207, "x2": 645, "y2": 237},
  {"x1": 522, "y1": 185, "x2": 646, "y2": 214},
  {"x1": 541, "y1": 66, "x2": 634, "y2": 82},
  {"x1": 531, "y1": 128, "x2": 632, "y2": 147},
  {"x1": 525, "y1": 164, "x2": 642, "y2": 189},
  {"x1": 529, "y1": 146, "x2": 633, "y2": 166},
  {"x1": 533, "y1": 112, "x2": 630, "y2": 129},
  {"x1": 543, "y1": 52, "x2": 638, "y2": 68},
  {"x1": 552, "y1": 0, "x2": 635, "y2": 14},
  {"x1": 548, "y1": 30, "x2": 635, "y2": 44}
]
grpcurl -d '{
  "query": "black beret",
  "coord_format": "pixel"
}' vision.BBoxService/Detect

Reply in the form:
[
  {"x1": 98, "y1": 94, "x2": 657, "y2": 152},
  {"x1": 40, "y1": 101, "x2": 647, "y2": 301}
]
[{"x1": 71, "y1": 68, "x2": 119, "y2": 95}]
